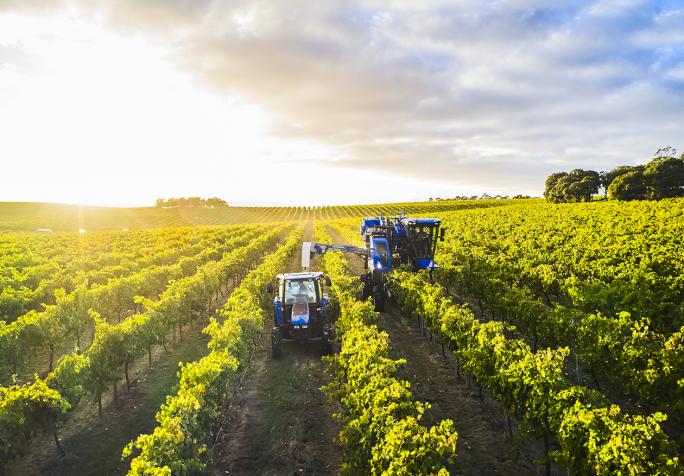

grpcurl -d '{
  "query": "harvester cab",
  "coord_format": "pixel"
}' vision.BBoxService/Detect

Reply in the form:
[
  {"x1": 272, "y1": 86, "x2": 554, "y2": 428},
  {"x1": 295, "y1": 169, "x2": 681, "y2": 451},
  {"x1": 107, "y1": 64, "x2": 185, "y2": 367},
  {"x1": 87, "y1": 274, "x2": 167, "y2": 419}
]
[
  {"x1": 270, "y1": 272, "x2": 333, "y2": 358},
  {"x1": 396, "y1": 217, "x2": 444, "y2": 271},
  {"x1": 359, "y1": 215, "x2": 443, "y2": 271}
]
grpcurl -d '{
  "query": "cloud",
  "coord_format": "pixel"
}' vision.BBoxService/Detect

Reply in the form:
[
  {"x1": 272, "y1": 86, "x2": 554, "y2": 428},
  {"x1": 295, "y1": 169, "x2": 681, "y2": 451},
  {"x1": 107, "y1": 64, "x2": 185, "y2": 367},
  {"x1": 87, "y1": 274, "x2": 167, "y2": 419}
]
[{"x1": 2, "y1": 0, "x2": 683, "y2": 196}]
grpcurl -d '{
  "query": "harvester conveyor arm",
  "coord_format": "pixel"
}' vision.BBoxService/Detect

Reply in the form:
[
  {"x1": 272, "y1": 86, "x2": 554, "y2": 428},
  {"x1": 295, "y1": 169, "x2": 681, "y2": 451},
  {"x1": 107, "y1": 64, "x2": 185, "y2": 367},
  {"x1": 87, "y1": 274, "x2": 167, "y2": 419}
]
[{"x1": 301, "y1": 241, "x2": 368, "y2": 269}]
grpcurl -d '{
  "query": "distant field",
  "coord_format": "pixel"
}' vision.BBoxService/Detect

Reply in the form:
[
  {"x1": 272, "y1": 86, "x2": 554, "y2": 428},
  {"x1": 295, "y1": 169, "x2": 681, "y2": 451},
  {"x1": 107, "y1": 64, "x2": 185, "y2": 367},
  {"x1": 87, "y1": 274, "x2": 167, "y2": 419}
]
[{"x1": 0, "y1": 200, "x2": 516, "y2": 232}]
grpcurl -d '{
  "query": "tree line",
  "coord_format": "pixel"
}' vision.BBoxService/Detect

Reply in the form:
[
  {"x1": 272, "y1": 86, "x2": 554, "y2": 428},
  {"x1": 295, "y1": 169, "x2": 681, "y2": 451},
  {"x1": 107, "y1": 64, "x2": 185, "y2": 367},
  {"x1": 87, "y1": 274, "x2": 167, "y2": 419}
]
[
  {"x1": 430, "y1": 194, "x2": 533, "y2": 201},
  {"x1": 544, "y1": 147, "x2": 684, "y2": 202},
  {"x1": 154, "y1": 197, "x2": 229, "y2": 208}
]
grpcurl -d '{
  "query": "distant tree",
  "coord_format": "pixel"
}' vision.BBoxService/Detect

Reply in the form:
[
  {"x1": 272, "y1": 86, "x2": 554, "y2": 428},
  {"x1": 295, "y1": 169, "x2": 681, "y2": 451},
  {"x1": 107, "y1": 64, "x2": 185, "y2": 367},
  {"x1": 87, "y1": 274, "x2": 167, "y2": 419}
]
[
  {"x1": 601, "y1": 165, "x2": 636, "y2": 196},
  {"x1": 570, "y1": 169, "x2": 600, "y2": 201},
  {"x1": 206, "y1": 197, "x2": 229, "y2": 207},
  {"x1": 153, "y1": 197, "x2": 229, "y2": 208},
  {"x1": 643, "y1": 149, "x2": 684, "y2": 199},
  {"x1": 608, "y1": 169, "x2": 647, "y2": 201},
  {"x1": 553, "y1": 174, "x2": 575, "y2": 202},
  {"x1": 545, "y1": 169, "x2": 599, "y2": 203},
  {"x1": 544, "y1": 172, "x2": 568, "y2": 202}
]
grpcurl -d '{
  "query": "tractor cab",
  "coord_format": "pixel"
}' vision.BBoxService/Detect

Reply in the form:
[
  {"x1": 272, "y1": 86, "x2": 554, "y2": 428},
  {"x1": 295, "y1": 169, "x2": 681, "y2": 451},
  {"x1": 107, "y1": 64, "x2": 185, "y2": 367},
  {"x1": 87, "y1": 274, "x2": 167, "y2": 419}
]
[
  {"x1": 270, "y1": 272, "x2": 333, "y2": 357},
  {"x1": 400, "y1": 218, "x2": 443, "y2": 270}
]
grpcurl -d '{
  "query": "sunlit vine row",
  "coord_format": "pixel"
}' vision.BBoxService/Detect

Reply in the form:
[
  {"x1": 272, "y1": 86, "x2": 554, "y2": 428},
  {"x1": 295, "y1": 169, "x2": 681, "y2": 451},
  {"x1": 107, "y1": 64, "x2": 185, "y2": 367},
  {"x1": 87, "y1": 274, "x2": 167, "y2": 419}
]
[
  {"x1": 315, "y1": 224, "x2": 457, "y2": 475},
  {"x1": 121, "y1": 227, "x2": 302, "y2": 474}
]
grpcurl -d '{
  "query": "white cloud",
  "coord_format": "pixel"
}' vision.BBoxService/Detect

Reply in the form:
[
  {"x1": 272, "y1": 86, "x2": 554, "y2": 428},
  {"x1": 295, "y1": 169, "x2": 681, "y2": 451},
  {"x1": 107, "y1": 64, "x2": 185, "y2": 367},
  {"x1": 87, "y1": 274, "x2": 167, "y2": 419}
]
[{"x1": 1, "y1": 0, "x2": 683, "y2": 205}]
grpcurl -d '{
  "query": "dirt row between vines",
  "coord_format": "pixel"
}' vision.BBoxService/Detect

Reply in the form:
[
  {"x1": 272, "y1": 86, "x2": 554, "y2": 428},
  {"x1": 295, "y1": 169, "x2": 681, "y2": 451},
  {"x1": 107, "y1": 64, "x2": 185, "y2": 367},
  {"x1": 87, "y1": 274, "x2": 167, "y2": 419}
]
[
  {"x1": 211, "y1": 222, "x2": 343, "y2": 475},
  {"x1": 326, "y1": 226, "x2": 558, "y2": 476}
]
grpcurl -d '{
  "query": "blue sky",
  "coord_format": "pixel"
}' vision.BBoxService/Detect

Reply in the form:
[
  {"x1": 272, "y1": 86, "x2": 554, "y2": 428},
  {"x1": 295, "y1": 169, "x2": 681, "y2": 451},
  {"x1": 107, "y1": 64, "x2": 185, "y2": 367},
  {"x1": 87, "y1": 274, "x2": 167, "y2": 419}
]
[{"x1": 0, "y1": 0, "x2": 682, "y2": 206}]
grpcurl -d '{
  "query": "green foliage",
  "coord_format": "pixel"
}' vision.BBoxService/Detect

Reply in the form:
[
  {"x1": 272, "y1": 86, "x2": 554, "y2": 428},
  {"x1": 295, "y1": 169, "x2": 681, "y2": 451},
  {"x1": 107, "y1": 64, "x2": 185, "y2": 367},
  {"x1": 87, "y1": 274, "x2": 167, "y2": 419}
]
[
  {"x1": 0, "y1": 225, "x2": 289, "y2": 472},
  {"x1": 561, "y1": 146, "x2": 684, "y2": 202},
  {"x1": 608, "y1": 169, "x2": 647, "y2": 201},
  {"x1": 544, "y1": 172, "x2": 568, "y2": 201},
  {"x1": 545, "y1": 169, "x2": 600, "y2": 203},
  {"x1": 0, "y1": 380, "x2": 69, "y2": 463},
  {"x1": 644, "y1": 155, "x2": 684, "y2": 199},
  {"x1": 601, "y1": 165, "x2": 638, "y2": 194},
  {"x1": 406, "y1": 199, "x2": 684, "y2": 420},
  {"x1": 0, "y1": 198, "x2": 515, "y2": 232},
  {"x1": 553, "y1": 401, "x2": 679, "y2": 475},
  {"x1": 389, "y1": 271, "x2": 680, "y2": 474},
  {"x1": 122, "y1": 228, "x2": 302, "y2": 474},
  {"x1": 45, "y1": 354, "x2": 90, "y2": 408},
  {"x1": 0, "y1": 225, "x2": 264, "y2": 379},
  {"x1": 154, "y1": 197, "x2": 229, "y2": 208},
  {"x1": 316, "y1": 224, "x2": 457, "y2": 475}
]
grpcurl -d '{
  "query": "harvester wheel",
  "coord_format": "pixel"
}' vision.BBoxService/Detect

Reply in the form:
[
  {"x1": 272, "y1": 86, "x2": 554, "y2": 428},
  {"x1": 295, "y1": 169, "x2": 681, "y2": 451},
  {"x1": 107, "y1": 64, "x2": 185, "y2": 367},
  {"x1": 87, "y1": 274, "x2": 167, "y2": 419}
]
[{"x1": 361, "y1": 279, "x2": 372, "y2": 301}]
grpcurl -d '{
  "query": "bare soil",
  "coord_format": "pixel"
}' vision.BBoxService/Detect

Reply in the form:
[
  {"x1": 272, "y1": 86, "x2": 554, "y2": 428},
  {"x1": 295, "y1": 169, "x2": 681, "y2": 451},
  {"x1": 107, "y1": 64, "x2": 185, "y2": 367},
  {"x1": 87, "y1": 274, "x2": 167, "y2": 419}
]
[{"x1": 212, "y1": 336, "x2": 341, "y2": 476}]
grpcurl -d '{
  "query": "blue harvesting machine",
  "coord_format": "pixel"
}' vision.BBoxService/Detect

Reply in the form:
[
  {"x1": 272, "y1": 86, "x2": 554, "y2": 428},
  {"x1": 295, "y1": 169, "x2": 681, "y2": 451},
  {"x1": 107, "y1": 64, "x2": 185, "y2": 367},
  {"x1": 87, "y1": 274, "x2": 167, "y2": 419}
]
[{"x1": 302, "y1": 213, "x2": 445, "y2": 311}]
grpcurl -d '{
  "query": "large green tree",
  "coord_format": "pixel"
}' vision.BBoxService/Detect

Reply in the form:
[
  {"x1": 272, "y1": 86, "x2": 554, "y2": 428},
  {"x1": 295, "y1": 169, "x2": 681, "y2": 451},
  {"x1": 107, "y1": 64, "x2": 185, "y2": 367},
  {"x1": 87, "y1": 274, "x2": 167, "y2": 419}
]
[
  {"x1": 601, "y1": 165, "x2": 635, "y2": 196},
  {"x1": 608, "y1": 169, "x2": 647, "y2": 201},
  {"x1": 544, "y1": 172, "x2": 568, "y2": 202},
  {"x1": 544, "y1": 169, "x2": 599, "y2": 203},
  {"x1": 643, "y1": 151, "x2": 684, "y2": 199}
]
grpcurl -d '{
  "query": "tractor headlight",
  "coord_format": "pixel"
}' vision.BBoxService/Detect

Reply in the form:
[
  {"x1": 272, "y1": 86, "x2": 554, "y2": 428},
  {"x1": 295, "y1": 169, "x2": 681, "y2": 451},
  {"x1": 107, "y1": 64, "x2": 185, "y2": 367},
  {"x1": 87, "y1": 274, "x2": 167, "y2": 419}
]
[{"x1": 376, "y1": 262, "x2": 382, "y2": 270}]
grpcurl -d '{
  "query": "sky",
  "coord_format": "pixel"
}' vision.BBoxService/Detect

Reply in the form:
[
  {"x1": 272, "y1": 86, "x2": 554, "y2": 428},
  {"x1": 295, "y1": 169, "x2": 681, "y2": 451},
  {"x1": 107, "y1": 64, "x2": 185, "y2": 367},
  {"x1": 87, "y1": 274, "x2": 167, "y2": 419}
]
[{"x1": 0, "y1": 0, "x2": 683, "y2": 207}]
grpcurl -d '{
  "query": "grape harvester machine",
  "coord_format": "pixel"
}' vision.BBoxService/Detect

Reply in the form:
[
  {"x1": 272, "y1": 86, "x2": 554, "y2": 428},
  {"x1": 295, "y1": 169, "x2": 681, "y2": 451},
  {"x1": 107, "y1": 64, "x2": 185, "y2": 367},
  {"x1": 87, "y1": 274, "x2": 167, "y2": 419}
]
[{"x1": 302, "y1": 213, "x2": 445, "y2": 311}]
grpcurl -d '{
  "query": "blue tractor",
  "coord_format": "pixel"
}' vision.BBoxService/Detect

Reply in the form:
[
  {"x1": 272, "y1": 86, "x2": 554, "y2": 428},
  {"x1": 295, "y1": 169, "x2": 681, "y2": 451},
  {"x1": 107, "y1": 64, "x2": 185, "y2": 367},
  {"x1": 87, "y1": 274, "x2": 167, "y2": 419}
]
[
  {"x1": 303, "y1": 213, "x2": 445, "y2": 311},
  {"x1": 269, "y1": 272, "x2": 334, "y2": 358}
]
